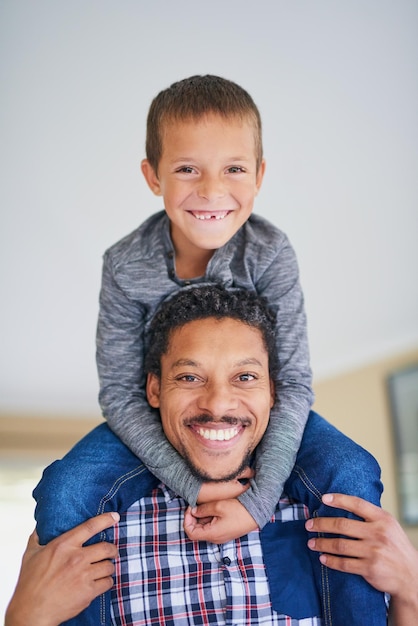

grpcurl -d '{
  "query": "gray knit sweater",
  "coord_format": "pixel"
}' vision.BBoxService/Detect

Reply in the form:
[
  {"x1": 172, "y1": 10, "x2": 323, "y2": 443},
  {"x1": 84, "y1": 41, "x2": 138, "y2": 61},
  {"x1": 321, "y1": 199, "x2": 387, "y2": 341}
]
[{"x1": 96, "y1": 211, "x2": 313, "y2": 528}]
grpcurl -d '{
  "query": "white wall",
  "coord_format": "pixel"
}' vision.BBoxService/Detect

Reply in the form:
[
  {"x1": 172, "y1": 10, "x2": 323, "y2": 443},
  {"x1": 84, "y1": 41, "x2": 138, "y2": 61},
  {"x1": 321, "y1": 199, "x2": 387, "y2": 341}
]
[{"x1": 1, "y1": 0, "x2": 417, "y2": 416}]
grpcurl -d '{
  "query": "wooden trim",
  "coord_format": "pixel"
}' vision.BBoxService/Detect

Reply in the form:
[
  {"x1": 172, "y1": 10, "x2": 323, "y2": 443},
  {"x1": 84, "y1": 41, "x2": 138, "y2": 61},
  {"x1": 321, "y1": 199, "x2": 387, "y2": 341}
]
[{"x1": 0, "y1": 415, "x2": 102, "y2": 457}]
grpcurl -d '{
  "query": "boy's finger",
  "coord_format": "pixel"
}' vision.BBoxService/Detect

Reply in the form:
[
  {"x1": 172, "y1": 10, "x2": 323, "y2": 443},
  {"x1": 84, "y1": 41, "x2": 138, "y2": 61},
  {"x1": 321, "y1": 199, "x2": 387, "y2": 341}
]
[
  {"x1": 190, "y1": 503, "x2": 218, "y2": 519},
  {"x1": 236, "y1": 467, "x2": 255, "y2": 481},
  {"x1": 184, "y1": 508, "x2": 214, "y2": 540}
]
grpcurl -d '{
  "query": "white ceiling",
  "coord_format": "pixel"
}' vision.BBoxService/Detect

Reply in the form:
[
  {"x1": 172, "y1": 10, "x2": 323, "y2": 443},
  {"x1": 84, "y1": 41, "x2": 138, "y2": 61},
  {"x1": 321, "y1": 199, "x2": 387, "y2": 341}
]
[{"x1": 1, "y1": 0, "x2": 417, "y2": 414}]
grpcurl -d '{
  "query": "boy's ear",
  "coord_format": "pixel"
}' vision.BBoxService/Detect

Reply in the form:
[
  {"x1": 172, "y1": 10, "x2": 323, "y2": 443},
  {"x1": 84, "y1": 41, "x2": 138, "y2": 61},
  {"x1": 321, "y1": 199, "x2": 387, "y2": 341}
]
[
  {"x1": 146, "y1": 373, "x2": 161, "y2": 408},
  {"x1": 141, "y1": 159, "x2": 162, "y2": 196},
  {"x1": 255, "y1": 159, "x2": 266, "y2": 194}
]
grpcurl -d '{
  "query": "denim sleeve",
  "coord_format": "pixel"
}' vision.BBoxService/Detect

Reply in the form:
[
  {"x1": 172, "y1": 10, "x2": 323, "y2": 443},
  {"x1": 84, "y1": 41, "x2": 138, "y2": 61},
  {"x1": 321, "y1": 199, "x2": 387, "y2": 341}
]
[
  {"x1": 96, "y1": 252, "x2": 202, "y2": 505},
  {"x1": 238, "y1": 232, "x2": 313, "y2": 528}
]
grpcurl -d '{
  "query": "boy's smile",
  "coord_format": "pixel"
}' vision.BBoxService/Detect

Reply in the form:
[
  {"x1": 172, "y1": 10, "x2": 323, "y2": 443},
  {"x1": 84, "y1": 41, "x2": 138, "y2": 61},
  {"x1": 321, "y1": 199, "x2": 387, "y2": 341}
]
[
  {"x1": 190, "y1": 210, "x2": 229, "y2": 221},
  {"x1": 141, "y1": 114, "x2": 265, "y2": 277}
]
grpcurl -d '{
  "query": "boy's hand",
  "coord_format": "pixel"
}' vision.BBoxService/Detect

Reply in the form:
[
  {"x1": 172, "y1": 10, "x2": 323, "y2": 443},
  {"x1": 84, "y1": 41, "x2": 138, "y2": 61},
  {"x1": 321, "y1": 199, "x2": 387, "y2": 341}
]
[
  {"x1": 5, "y1": 512, "x2": 120, "y2": 626},
  {"x1": 197, "y1": 467, "x2": 254, "y2": 504},
  {"x1": 184, "y1": 499, "x2": 258, "y2": 544}
]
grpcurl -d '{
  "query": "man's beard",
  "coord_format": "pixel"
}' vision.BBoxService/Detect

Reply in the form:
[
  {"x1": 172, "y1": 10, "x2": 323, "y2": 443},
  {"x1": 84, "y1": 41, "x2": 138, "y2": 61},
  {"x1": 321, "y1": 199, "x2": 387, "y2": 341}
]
[
  {"x1": 181, "y1": 413, "x2": 254, "y2": 482},
  {"x1": 182, "y1": 446, "x2": 253, "y2": 483},
  {"x1": 183, "y1": 449, "x2": 253, "y2": 482}
]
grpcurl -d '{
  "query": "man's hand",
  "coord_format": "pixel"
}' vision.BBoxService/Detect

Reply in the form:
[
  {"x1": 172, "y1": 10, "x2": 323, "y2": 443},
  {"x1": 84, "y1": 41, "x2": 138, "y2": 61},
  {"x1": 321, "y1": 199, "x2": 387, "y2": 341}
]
[
  {"x1": 5, "y1": 512, "x2": 120, "y2": 626},
  {"x1": 305, "y1": 493, "x2": 418, "y2": 624},
  {"x1": 184, "y1": 499, "x2": 258, "y2": 544}
]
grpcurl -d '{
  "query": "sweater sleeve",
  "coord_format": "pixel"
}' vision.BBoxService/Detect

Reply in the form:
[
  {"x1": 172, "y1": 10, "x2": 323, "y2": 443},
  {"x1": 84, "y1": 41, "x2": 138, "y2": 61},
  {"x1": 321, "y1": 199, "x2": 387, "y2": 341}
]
[
  {"x1": 237, "y1": 232, "x2": 314, "y2": 528},
  {"x1": 96, "y1": 251, "x2": 202, "y2": 506}
]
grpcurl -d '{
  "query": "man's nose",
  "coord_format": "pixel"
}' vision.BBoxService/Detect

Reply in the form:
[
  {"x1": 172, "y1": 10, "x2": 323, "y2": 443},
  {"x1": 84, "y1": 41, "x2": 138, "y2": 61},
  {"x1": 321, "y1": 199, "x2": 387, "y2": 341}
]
[
  {"x1": 197, "y1": 174, "x2": 226, "y2": 201},
  {"x1": 196, "y1": 382, "x2": 239, "y2": 418}
]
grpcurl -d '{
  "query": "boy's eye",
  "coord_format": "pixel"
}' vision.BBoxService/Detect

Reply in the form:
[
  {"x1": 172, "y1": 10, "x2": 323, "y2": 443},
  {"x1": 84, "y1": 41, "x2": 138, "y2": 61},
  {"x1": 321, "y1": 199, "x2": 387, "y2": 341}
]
[
  {"x1": 227, "y1": 166, "x2": 245, "y2": 174},
  {"x1": 176, "y1": 166, "x2": 195, "y2": 174}
]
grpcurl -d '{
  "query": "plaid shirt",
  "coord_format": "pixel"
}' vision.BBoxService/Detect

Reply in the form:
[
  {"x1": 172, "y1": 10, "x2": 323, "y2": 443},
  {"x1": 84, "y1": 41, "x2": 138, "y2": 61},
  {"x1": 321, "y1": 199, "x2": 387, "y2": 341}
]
[{"x1": 111, "y1": 485, "x2": 323, "y2": 626}]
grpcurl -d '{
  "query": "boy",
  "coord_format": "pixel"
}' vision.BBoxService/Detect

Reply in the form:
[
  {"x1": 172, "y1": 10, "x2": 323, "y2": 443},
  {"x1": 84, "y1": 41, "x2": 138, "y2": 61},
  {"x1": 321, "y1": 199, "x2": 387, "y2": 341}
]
[{"x1": 34, "y1": 76, "x2": 383, "y2": 625}]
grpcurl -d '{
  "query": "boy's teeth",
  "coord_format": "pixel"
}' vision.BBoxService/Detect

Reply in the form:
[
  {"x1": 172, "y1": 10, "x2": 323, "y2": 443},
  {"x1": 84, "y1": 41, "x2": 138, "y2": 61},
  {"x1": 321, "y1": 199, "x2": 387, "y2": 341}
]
[
  {"x1": 198, "y1": 427, "x2": 238, "y2": 441},
  {"x1": 192, "y1": 211, "x2": 228, "y2": 220}
]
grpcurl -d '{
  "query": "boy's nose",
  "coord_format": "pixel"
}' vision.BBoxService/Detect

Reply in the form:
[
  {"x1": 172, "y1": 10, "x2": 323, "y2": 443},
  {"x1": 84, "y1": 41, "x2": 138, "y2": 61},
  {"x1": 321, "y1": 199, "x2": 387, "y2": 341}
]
[{"x1": 197, "y1": 175, "x2": 226, "y2": 201}]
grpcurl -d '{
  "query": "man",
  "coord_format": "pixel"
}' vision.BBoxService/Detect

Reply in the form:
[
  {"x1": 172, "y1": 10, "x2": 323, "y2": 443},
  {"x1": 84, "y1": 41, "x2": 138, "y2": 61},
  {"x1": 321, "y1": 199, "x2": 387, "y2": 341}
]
[{"x1": 6, "y1": 286, "x2": 418, "y2": 624}]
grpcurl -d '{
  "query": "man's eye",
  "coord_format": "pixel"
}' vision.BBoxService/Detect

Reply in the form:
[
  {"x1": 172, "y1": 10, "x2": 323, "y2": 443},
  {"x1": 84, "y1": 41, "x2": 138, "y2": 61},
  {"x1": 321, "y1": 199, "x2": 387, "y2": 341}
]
[
  {"x1": 176, "y1": 166, "x2": 195, "y2": 174},
  {"x1": 227, "y1": 166, "x2": 245, "y2": 174},
  {"x1": 237, "y1": 373, "x2": 256, "y2": 382},
  {"x1": 177, "y1": 374, "x2": 199, "y2": 382}
]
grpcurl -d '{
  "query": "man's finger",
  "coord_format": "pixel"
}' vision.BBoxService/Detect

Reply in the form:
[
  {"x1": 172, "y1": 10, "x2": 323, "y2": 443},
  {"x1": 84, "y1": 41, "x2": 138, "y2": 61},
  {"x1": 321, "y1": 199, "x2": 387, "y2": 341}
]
[
  {"x1": 306, "y1": 515, "x2": 369, "y2": 539},
  {"x1": 318, "y1": 552, "x2": 368, "y2": 577},
  {"x1": 25, "y1": 529, "x2": 41, "y2": 550},
  {"x1": 89, "y1": 557, "x2": 116, "y2": 581},
  {"x1": 20, "y1": 529, "x2": 42, "y2": 565},
  {"x1": 308, "y1": 535, "x2": 368, "y2": 559},
  {"x1": 59, "y1": 512, "x2": 120, "y2": 547},
  {"x1": 83, "y1": 539, "x2": 119, "y2": 564},
  {"x1": 321, "y1": 493, "x2": 381, "y2": 521},
  {"x1": 92, "y1": 575, "x2": 116, "y2": 597}
]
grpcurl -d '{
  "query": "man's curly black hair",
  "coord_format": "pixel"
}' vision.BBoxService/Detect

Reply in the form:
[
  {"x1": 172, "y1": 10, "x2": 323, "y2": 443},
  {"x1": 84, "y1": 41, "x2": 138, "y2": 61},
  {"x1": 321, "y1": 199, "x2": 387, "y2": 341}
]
[{"x1": 145, "y1": 285, "x2": 278, "y2": 379}]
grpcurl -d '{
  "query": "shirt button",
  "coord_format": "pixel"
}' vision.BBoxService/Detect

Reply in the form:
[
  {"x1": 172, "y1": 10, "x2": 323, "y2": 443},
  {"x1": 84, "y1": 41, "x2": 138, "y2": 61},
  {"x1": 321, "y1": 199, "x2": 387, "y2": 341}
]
[{"x1": 222, "y1": 556, "x2": 231, "y2": 566}]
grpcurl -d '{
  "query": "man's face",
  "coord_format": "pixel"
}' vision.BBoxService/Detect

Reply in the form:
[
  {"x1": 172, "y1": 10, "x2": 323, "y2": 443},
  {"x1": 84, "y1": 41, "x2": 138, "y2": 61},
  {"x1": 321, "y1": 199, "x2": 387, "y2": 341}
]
[
  {"x1": 141, "y1": 113, "x2": 265, "y2": 256},
  {"x1": 146, "y1": 317, "x2": 275, "y2": 482}
]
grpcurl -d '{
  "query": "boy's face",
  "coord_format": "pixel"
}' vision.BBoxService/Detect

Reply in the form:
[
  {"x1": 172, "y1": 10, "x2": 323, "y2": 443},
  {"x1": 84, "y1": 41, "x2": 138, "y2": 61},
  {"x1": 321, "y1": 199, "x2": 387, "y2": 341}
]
[{"x1": 141, "y1": 114, "x2": 265, "y2": 257}]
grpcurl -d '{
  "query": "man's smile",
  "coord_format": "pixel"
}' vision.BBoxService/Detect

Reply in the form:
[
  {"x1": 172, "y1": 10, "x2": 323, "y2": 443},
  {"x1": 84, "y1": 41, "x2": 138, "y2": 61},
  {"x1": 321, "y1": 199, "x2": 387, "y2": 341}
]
[
  {"x1": 195, "y1": 425, "x2": 239, "y2": 441},
  {"x1": 186, "y1": 415, "x2": 252, "y2": 448}
]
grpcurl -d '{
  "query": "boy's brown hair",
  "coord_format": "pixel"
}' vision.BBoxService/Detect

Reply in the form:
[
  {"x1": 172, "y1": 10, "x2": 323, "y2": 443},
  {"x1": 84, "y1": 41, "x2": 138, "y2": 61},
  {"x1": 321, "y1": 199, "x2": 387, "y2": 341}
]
[{"x1": 145, "y1": 75, "x2": 263, "y2": 174}]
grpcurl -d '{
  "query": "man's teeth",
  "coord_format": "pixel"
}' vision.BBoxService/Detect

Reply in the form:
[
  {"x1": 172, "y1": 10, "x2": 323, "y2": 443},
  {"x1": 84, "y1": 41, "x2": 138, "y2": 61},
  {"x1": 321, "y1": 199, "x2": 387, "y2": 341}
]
[
  {"x1": 198, "y1": 427, "x2": 238, "y2": 441},
  {"x1": 193, "y1": 212, "x2": 228, "y2": 220}
]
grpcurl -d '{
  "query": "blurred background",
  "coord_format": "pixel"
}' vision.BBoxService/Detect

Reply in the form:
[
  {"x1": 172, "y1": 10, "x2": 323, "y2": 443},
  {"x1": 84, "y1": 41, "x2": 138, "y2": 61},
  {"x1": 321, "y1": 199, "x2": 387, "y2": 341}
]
[{"x1": 1, "y1": 0, "x2": 417, "y2": 614}]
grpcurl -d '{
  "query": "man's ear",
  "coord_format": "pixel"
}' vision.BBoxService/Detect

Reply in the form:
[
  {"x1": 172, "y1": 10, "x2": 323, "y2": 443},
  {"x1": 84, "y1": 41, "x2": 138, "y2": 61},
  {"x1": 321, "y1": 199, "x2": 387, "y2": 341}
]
[
  {"x1": 269, "y1": 379, "x2": 275, "y2": 409},
  {"x1": 146, "y1": 372, "x2": 161, "y2": 408},
  {"x1": 141, "y1": 159, "x2": 162, "y2": 196}
]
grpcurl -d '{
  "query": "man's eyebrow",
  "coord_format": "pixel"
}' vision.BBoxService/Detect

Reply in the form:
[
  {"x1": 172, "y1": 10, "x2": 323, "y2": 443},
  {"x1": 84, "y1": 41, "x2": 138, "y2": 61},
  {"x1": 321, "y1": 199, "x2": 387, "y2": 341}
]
[
  {"x1": 169, "y1": 358, "x2": 264, "y2": 368},
  {"x1": 170, "y1": 358, "x2": 201, "y2": 368},
  {"x1": 233, "y1": 358, "x2": 264, "y2": 368}
]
